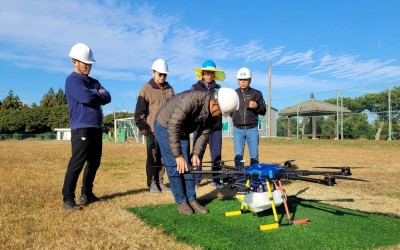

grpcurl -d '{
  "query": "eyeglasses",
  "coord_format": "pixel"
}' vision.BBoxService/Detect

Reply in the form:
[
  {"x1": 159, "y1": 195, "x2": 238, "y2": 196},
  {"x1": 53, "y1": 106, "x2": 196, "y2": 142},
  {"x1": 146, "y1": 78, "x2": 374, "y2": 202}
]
[{"x1": 157, "y1": 73, "x2": 167, "y2": 77}]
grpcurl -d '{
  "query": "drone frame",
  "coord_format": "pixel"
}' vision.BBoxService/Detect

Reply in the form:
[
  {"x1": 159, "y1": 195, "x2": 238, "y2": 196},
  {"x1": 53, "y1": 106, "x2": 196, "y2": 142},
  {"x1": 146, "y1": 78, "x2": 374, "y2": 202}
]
[{"x1": 188, "y1": 160, "x2": 367, "y2": 231}]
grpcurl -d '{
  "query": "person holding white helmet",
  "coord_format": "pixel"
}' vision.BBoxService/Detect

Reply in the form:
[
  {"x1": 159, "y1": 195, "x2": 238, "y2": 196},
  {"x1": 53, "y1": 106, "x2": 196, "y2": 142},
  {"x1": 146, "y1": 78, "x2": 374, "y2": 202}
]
[
  {"x1": 135, "y1": 59, "x2": 175, "y2": 193},
  {"x1": 154, "y1": 88, "x2": 239, "y2": 214},
  {"x1": 62, "y1": 43, "x2": 111, "y2": 210},
  {"x1": 231, "y1": 67, "x2": 266, "y2": 169},
  {"x1": 190, "y1": 60, "x2": 226, "y2": 189}
]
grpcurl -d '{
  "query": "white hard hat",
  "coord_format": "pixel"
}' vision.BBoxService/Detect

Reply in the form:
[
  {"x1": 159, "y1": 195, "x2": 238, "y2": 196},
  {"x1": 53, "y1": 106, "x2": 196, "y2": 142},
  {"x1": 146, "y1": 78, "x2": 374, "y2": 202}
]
[
  {"x1": 216, "y1": 88, "x2": 240, "y2": 117},
  {"x1": 69, "y1": 43, "x2": 96, "y2": 64},
  {"x1": 237, "y1": 67, "x2": 252, "y2": 79},
  {"x1": 152, "y1": 59, "x2": 169, "y2": 74}
]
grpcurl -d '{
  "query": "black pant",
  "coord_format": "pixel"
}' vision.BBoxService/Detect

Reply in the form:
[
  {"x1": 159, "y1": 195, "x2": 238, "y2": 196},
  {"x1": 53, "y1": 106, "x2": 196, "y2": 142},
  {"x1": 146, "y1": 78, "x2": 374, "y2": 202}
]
[
  {"x1": 62, "y1": 128, "x2": 103, "y2": 201},
  {"x1": 145, "y1": 132, "x2": 165, "y2": 188}
]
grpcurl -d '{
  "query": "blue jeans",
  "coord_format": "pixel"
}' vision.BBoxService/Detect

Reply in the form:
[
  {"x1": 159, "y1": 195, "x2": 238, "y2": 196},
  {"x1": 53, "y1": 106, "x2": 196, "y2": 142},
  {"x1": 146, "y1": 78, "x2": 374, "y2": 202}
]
[
  {"x1": 154, "y1": 120, "x2": 196, "y2": 204},
  {"x1": 233, "y1": 126, "x2": 259, "y2": 168}
]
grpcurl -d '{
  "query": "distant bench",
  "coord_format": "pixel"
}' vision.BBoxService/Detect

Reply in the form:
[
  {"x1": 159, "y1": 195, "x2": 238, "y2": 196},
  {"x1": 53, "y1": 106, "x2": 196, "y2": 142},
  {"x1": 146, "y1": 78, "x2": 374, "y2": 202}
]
[{"x1": 303, "y1": 134, "x2": 336, "y2": 139}]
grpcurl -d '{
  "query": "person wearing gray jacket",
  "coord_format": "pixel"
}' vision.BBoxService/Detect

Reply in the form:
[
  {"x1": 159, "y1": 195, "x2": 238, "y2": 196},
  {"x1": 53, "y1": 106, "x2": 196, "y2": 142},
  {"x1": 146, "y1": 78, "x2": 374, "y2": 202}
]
[{"x1": 154, "y1": 88, "x2": 239, "y2": 215}]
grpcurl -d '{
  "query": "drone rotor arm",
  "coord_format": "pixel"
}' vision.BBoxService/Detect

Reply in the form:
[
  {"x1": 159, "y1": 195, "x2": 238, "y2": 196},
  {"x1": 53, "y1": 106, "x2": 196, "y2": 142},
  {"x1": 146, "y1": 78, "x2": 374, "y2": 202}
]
[
  {"x1": 287, "y1": 175, "x2": 336, "y2": 186},
  {"x1": 285, "y1": 170, "x2": 351, "y2": 177}
]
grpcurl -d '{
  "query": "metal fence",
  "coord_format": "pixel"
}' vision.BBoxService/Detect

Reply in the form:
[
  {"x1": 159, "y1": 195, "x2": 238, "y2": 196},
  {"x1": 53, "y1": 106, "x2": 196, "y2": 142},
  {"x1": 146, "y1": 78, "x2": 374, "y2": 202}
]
[
  {"x1": 113, "y1": 81, "x2": 400, "y2": 142},
  {"x1": 114, "y1": 115, "x2": 274, "y2": 143},
  {"x1": 2, "y1": 81, "x2": 398, "y2": 142},
  {"x1": 0, "y1": 133, "x2": 57, "y2": 140},
  {"x1": 273, "y1": 81, "x2": 400, "y2": 140}
]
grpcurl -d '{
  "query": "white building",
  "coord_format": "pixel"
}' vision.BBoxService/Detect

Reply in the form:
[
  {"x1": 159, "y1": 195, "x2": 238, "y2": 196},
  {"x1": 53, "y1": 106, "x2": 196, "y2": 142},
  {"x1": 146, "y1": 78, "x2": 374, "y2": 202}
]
[{"x1": 54, "y1": 128, "x2": 71, "y2": 140}]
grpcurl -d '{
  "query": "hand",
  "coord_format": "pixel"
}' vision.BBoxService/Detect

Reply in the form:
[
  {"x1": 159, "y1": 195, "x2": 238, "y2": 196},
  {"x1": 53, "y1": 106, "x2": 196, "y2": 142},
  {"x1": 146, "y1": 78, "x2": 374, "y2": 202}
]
[
  {"x1": 191, "y1": 155, "x2": 201, "y2": 167},
  {"x1": 175, "y1": 156, "x2": 188, "y2": 174},
  {"x1": 140, "y1": 129, "x2": 148, "y2": 136},
  {"x1": 248, "y1": 101, "x2": 258, "y2": 109}
]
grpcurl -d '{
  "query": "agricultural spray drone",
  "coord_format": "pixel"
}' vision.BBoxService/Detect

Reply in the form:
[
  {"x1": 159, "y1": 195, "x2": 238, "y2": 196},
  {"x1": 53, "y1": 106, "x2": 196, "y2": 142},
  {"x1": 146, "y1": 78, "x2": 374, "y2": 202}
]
[{"x1": 190, "y1": 160, "x2": 368, "y2": 231}]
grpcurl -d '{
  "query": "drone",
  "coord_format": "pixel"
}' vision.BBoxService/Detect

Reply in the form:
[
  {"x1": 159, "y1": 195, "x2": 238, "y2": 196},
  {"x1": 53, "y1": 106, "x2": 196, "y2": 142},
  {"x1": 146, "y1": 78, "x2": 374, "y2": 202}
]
[{"x1": 189, "y1": 160, "x2": 368, "y2": 231}]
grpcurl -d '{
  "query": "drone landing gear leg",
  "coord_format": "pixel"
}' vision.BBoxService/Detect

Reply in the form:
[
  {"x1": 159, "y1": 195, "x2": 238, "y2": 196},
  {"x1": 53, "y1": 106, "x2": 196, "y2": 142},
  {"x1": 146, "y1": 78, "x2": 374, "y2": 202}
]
[
  {"x1": 277, "y1": 180, "x2": 310, "y2": 225},
  {"x1": 224, "y1": 204, "x2": 244, "y2": 216},
  {"x1": 259, "y1": 181, "x2": 280, "y2": 231},
  {"x1": 225, "y1": 178, "x2": 251, "y2": 217}
]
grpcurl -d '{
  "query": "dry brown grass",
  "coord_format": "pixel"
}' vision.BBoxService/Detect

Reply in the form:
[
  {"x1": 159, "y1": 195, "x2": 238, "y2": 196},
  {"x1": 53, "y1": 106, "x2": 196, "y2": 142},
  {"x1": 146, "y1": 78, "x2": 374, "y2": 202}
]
[{"x1": 1, "y1": 139, "x2": 399, "y2": 249}]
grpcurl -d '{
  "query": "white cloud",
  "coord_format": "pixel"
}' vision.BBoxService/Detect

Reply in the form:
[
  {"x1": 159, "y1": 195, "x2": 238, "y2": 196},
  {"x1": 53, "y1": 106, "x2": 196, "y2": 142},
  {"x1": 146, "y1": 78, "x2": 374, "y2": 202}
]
[
  {"x1": 275, "y1": 50, "x2": 315, "y2": 67},
  {"x1": 0, "y1": 0, "x2": 399, "y2": 93},
  {"x1": 311, "y1": 54, "x2": 400, "y2": 81}
]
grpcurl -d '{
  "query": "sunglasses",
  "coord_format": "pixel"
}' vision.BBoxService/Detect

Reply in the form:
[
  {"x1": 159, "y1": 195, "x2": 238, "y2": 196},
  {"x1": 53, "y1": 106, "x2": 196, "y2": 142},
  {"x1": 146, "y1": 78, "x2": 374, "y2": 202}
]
[{"x1": 157, "y1": 73, "x2": 167, "y2": 77}]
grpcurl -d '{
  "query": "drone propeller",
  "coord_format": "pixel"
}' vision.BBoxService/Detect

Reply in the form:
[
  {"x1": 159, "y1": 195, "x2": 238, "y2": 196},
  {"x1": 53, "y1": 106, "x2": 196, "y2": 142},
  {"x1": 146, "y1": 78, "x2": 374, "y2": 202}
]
[
  {"x1": 330, "y1": 175, "x2": 369, "y2": 182},
  {"x1": 313, "y1": 166, "x2": 365, "y2": 169},
  {"x1": 189, "y1": 165, "x2": 237, "y2": 171},
  {"x1": 202, "y1": 159, "x2": 234, "y2": 164}
]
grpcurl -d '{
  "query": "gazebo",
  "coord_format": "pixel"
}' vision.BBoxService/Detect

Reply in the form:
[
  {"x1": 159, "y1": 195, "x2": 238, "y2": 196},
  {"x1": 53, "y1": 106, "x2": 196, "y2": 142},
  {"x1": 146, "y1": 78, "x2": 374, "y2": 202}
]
[{"x1": 278, "y1": 93, "x2": 351, "y2": 139}]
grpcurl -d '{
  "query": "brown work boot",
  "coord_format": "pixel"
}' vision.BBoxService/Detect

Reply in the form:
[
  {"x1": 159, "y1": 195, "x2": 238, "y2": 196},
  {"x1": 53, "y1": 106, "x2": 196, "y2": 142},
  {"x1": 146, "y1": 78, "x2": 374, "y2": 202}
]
[
  {"x1": 177, "y1": 202, "x2": 193, "y2": 215},
  {"x1": 189, "y1": 200, "x2": 208, "y2": 214}
]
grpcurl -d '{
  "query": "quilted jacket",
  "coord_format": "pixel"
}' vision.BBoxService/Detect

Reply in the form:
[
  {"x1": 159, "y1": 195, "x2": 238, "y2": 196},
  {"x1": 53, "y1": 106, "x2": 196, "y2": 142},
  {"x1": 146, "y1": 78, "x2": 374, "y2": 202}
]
[{"x1": 155, "y1": 90, "x2": 217, "y2": 158}]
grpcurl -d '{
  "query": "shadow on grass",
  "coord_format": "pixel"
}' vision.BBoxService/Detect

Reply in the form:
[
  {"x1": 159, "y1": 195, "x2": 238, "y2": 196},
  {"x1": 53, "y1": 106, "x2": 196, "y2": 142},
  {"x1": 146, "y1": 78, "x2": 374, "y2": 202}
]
[
  {"x1": 100, "y1": 188, "x2": 148, "y2": 201},
  {"x1": 198, "y1": 186, "x2": 367, "y2": 222}
]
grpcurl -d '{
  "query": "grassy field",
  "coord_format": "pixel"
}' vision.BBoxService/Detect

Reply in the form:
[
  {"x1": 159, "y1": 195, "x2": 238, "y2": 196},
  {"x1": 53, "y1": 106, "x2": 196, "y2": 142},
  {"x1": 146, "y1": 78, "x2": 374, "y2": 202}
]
[{"x1": 1, "y1": 138, "x2": 400, "y2": 249}]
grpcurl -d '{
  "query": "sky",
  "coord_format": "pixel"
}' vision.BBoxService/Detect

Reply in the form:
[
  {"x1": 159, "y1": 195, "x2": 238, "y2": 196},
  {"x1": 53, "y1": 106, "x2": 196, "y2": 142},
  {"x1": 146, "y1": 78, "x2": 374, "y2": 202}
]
[{"x1": 0, "y1": 0, "x2": 399, "y2": 115}]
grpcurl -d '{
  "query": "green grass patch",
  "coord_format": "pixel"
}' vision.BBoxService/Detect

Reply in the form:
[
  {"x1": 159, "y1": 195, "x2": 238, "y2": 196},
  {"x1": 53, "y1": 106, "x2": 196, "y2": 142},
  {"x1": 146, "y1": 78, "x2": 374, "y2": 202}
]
[
  {"x1": 128, "y1": 197, "x2": 400, "y2": 249},
  {"x1": 386, "y1": 192, "x2": 400, "y2": 199}
]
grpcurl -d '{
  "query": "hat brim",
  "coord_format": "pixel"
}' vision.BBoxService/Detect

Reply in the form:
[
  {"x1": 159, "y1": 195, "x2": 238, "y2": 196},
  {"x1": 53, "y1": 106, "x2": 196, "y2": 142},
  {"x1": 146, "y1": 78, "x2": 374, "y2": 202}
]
[{"x1": 194, "y1": 68, "x2": 226, "y2": 82}]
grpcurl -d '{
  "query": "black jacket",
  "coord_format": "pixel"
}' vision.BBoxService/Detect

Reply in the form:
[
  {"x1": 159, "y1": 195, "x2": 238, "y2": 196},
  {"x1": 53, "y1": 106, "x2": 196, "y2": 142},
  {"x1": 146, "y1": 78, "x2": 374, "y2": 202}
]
[{"x1": 230, "y1": 87, "x2": 266, "y2": 129}]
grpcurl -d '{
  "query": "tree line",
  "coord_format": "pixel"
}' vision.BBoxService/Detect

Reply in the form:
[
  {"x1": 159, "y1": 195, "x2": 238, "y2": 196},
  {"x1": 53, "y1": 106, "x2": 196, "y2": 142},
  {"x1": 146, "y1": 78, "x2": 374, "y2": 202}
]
[
  {"x1": 1, "y1": 86, "x2": 399, "y2": 140},
  {"x1": 0, "y1": 88, "x2": 132, "y2": 135}
]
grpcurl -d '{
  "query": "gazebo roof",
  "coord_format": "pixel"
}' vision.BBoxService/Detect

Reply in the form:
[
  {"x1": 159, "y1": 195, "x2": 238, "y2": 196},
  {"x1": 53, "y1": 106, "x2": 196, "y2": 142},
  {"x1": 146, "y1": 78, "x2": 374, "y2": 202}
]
[{"x1": 278, "y1": 93, "x2": 351, "y2": 117}]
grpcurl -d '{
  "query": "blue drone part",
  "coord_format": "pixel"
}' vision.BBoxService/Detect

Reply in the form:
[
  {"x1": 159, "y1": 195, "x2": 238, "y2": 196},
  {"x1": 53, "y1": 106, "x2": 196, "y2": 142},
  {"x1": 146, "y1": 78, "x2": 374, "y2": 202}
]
[{"x1": 244, "y1": 163, "x2": 285, "y2": 180}]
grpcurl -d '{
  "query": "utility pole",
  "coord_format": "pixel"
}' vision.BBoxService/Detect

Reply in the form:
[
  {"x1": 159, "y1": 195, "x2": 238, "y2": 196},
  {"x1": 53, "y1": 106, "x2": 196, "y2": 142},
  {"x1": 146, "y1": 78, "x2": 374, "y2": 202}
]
[
  {"x1": 267, "y1": 60, "x2": 272, "y2": 138},
  {"x1": 114, "y1": 107, "x2": 117, "y2": 143}
]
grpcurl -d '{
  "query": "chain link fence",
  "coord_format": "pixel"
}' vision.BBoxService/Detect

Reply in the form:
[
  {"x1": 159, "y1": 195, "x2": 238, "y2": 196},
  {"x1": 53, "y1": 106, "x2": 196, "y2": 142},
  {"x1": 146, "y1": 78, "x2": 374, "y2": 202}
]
[
  {"x1": 5, "y1": 81, "x2": 392, "y2": 142},
  {"x1": 273, "y1": 81, "x2": 400, "y2": 140}
]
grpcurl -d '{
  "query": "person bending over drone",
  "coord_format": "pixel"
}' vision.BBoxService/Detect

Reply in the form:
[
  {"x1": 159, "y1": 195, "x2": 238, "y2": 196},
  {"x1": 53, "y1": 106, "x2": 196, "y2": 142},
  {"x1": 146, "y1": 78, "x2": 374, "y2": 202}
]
[{"x1": 154, "y1": 88, "x2": 239, "y2": 215}]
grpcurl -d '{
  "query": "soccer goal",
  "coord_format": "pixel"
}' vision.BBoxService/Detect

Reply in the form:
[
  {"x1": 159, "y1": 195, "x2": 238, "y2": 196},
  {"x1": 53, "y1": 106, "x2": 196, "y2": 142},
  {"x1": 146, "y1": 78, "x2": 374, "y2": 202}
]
[{"x1": 114, "y1": 117, "x2": 140, "y2": 143}]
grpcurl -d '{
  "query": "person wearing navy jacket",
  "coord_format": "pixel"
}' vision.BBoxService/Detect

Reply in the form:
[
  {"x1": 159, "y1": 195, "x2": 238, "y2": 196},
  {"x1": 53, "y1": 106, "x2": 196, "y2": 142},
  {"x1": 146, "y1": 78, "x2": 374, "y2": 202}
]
[
  {"x1": 190, "y1": 60, "x2": 226, "y2": 189},
  {"x1": 62, "y1": 43, "x2": 111, "y2": 210}
]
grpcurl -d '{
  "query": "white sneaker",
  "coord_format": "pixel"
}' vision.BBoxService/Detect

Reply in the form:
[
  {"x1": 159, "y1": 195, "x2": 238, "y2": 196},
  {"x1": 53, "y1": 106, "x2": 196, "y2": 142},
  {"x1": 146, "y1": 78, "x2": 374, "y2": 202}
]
[
  {"x1": 159, "y1": 183, "x2": 171, "y2": 191},
  {"x1": 149, "y1": 183, "x2": 161, "y2": 193}
]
